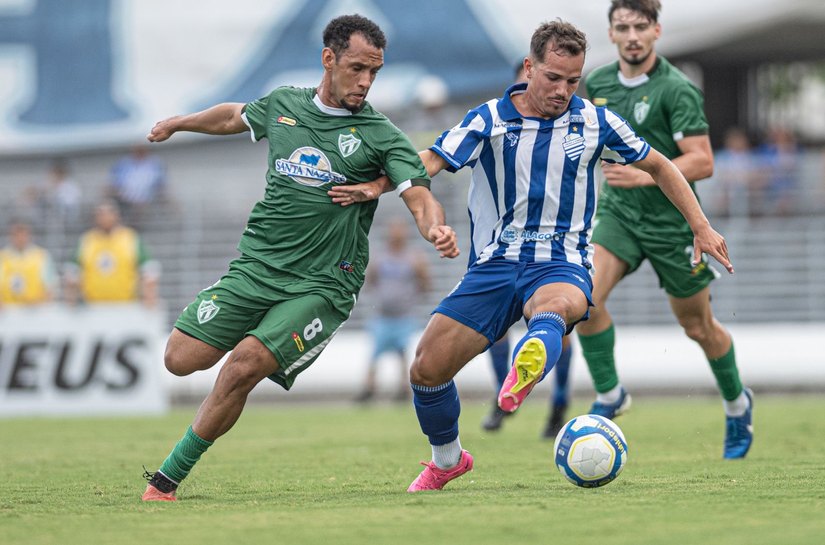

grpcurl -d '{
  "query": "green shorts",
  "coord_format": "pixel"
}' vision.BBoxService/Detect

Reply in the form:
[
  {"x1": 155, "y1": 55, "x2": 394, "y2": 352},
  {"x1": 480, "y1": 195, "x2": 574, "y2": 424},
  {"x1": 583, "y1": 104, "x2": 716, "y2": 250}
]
[
  {"x1": 175, "y1": 255, "x2": 357, "y2": 390},
  {"x1": 592, "y1": 211, "x2": 719, "y2": 298}
]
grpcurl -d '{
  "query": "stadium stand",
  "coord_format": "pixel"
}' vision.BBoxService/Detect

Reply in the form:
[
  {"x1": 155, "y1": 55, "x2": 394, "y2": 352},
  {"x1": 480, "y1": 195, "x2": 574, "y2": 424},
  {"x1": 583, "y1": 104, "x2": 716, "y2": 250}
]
[{"x1": 1, "y1": 139, "x2": 823, "y2": 329}]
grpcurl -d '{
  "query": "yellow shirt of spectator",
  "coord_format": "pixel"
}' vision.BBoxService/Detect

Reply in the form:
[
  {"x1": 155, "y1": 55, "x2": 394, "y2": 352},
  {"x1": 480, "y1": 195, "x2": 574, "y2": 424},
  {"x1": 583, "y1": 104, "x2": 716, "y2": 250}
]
[
  {"x1": 76, "y1": 226, "x2": 148, "y2": 302},
  {"x1": 0, "y1": 245, "x2": 54, "y2": 304}
]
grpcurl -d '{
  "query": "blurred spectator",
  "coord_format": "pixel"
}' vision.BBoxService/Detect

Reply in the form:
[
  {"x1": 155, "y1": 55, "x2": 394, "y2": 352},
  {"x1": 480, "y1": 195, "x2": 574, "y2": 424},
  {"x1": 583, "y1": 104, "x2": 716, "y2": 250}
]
[
  {"x1": 757, "y1": 126, "x2": 801, "y2": 216},
  {"x1": 405, "y1": 75, "x2": 452, "y2": 148},
  {"x1": 41, "y1": 159, "x2": 82, "y2": 225},
  {"x1": 0, "y1": 219, "x2": 57, "y2": 307},
  {"x1": 108, "y1": 145, "x2": 167, "y2": 225},
  {"x1": 711, "y1": 127, "x2": 762, "y2": 217},
  {"x1": 64, "y1": 201, "x2": 160, "y2": 307},
  {"x1": 355, "y1": 219, "x2": 430, "y2": 403}
]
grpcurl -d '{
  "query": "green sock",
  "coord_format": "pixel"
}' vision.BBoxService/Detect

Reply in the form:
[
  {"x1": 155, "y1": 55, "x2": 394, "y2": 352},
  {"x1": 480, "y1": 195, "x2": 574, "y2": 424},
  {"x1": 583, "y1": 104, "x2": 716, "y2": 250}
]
[
  {"x1": 579, "y1": 324, "x2": 618, "y2": 393},
  {"x1": 158, "y1": 426, "x2": 214, "y2": 484},
  {"x1": 708, "y1": 342, "x2": 743, "y2": 401}
]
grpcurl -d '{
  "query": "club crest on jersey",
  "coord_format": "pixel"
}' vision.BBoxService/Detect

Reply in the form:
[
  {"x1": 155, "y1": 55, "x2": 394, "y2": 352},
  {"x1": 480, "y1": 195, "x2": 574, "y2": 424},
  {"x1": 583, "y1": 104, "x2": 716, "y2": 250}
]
[
  {"x1": 338, "y1": 133, "x2": 362, "y2": 157},
  {"x1": 275, "y1": 146, "x2": 347, "y2": 187},
  {"x1": 562, "y1": 132, "x2": 586, "y2": 161},
  {"x1": 338, "y1": 260, "x2": 355, "y2": 273},
  {"x1": 505, "y1": 131, "x2": 519, "y2": 148},
  {"x1": 197, "y1": 299, "x2": 220, "y2": 324},
  {"x1": 634, "y1": 98, "x2": 650, "y2": 124}
]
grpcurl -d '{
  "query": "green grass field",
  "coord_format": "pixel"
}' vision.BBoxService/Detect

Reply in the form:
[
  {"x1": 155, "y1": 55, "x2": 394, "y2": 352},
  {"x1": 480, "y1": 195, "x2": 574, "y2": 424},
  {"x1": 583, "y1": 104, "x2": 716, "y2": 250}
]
[{"x1": 2, "y1": 394, "x2": 824, "y2": 545}]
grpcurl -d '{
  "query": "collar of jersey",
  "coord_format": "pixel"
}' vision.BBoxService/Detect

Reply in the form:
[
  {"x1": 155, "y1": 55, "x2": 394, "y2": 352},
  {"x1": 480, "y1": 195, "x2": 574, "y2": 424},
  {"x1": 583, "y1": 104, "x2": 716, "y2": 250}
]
[
  {"x1": 312, "y1": 93, "x2": 353, "y2": 116},
  {"x1": 498, "y1": 82, "x2": 584, "y2": 124},
  {"x1": 616, "y1": 56, "x2": 662, "y2": 88}
]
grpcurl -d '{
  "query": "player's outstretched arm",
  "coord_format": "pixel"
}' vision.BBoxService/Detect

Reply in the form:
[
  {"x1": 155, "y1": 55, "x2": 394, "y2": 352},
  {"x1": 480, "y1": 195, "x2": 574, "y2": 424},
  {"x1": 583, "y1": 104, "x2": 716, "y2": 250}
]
[
  {"x1": 400, "y1": 186, "x2": 459, "y2": 259},
  {"x1": 636, "y1": 148, "x2": 734, "y2": 274},
  {"x1": 147, "y1": 103, "x2": 248, "y2": 143},
  {"x1": 329, "y1": 149, "x2": 451, "y2": 206},
  {"x1": 328, "y1": 175, "x2": 393, "y2": 206}
]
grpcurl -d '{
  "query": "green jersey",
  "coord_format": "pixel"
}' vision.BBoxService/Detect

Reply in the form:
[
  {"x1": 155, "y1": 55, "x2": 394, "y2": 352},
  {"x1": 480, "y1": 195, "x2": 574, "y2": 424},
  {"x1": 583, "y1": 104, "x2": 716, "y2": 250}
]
[
  {"x1": 586, "y1": 57, "x2": 709, "y2": 231},
  {"x1": 240, "y1": 86, "x2": 428, "y2": 292}
]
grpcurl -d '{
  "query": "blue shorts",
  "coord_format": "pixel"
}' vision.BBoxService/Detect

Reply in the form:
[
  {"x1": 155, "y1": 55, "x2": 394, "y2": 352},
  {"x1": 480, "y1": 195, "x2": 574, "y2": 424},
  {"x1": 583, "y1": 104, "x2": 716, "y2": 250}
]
[
  {"x1": 434, "y1": 259, "x2": 593, "y2": 348},
  {"x1": 369, "y1": 316, "x2": 417, "y2": 363}
]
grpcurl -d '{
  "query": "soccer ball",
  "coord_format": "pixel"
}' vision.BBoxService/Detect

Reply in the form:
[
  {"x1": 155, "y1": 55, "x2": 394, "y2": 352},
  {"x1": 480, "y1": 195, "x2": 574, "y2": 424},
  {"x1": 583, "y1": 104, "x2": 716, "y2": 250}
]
[{"x1": 552, "y1": 414, "x2": 628, "y2": 488}]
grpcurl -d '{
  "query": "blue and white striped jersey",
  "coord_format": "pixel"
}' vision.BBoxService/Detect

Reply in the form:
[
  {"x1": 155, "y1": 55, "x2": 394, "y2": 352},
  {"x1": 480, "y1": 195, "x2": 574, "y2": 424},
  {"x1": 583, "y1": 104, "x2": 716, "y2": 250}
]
[{"x1": 431, "y1": 82, "x2": 650, "y2": 270}]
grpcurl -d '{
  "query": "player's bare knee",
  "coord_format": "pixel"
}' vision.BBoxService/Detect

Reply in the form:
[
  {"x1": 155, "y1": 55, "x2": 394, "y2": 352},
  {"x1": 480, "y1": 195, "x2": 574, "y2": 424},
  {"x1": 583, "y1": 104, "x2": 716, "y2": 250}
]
[
  {"x1": 164, "y1": 346, "x2": 191, "y2": 377},
  {"x1": 217, "y1": 356, "x2": 266, "y2": 394},
  {"x1": 410, "y1": 350, "x2": 446, "y2": 387},
  {"x1": 219, "y1": 342, "x2": 278, "y2": 392},
  {"x1": 680, "y1": 319, "x2": 712, "y2": 344}
]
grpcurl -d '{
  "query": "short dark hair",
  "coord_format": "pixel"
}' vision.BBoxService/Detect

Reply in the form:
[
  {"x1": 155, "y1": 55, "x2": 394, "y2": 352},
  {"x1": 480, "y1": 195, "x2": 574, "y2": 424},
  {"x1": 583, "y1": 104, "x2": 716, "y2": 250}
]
[
  {"x1": 530, "y1": 20, "x2": 588, "y2": 61},
  {"x1": 322, "y1": 14, "x2": 387, "y2": 57},
  {"x1": 514, "y1": 59, "x2": 525, "y2": 80},
  {"x1": 608, "y1": 0, "x2": 661, "y2": 24}
]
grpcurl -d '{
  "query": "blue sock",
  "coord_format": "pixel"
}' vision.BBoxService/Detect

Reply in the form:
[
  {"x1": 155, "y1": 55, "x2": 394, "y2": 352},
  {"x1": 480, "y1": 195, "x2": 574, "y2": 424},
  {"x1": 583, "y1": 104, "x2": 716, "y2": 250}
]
[
  {"x1": 488, "y1": 337, "x2": 511, "y2": 390},
  {"x1": 511, "y1": 312, "x2": 566, "y2": 383},
  {"x1": 412, "y1": 380, "x2": 461, "y2": 445},
  {"x1": 552, "y1": 343, "x2": 573, "y2": 407}
]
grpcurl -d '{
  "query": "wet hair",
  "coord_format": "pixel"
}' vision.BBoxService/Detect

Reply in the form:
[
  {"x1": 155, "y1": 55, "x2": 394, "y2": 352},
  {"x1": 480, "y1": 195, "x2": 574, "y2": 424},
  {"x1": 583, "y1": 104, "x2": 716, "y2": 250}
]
[
  {"x1": 530, "y1": 19, "x2": 588, "y2": 61},
  {"x1": 608, "y1": 0, "x2": 661, "y2": 24},
  {"x1": 322, "y1": 14, "x2": 387, "y2": 57}
]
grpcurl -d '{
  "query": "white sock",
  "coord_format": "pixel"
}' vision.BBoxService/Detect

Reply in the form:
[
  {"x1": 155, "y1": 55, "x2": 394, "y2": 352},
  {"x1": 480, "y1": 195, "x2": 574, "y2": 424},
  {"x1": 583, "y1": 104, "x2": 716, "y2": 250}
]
[
  {"x1": 596, "y1": 384, "x2": 623, "y2": 405},
  {"x1": 723, "y1": 391, "x2": 749, "y2": 417},
  {"x1": 432, "y1": 438, "x2": 462, "y2": 469}
]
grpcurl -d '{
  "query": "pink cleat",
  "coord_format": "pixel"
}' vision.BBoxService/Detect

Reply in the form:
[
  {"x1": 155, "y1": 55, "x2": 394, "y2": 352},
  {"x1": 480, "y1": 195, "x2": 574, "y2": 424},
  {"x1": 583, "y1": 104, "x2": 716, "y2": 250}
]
[
  {"x1": 142, "y1": 483, "x2": 177, "y2": 502},
  {"x1": 497, "y1": 338, "x2": 547, "y2": 413},
  {"x1": 407, "y1": 450, "x2": 474, "y2": 492}
]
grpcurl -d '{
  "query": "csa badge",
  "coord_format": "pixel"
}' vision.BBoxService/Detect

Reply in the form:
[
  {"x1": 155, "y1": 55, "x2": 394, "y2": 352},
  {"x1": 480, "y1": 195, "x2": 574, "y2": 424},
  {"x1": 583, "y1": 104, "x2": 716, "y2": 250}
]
[
  {"x1": 633, "y1": 98, "x2": 650, "y2": 124},
  {"x1": 197, "y1": 299, "x2": 220, "y2": 324},
  {"x1": 338, "y1": 133, "x2": 362, "y2": 157},
  {"x1": 562, "y1": 131, "x2": 586, "y2": 161}
]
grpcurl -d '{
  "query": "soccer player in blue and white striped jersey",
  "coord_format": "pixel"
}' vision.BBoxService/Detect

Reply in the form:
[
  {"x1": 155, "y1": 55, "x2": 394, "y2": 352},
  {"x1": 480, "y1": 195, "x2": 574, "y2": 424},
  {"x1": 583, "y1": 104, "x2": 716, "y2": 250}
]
[{"x1": 332, "y1": 20, "x2": 733, "y2": 492}]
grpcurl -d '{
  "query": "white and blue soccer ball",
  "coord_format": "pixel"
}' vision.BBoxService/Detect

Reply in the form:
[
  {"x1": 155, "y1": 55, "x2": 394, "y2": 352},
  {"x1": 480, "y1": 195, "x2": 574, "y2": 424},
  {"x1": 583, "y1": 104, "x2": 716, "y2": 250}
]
[{"x1": 553, "y1": 414, "x2": 628, "y2": 488}]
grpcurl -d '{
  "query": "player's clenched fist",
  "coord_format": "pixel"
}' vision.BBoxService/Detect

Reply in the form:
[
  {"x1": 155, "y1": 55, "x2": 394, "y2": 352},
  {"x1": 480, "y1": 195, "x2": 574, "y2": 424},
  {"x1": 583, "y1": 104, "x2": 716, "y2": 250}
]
[
  {"x1": 147, "y1": 117, "x2": 181, "y2": 143},
  {"x1": 428, "y1": 225, "x2": 459, "y2": 259}
]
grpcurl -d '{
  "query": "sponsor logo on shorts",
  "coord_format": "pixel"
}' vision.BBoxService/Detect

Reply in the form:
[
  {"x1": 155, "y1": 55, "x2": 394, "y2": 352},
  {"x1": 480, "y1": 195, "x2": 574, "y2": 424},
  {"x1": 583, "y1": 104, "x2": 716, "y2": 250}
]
[
  {"x1": 339, "y1": 260, "x2": 355, "y2": 273},
  {"x1": 275, "y1": 146, "x2": 347, "y2": 187},
  {"x1": 197, "y1": 298, "x2": 220, "y2": 324},
  {"x1": 292, "y1": 332, "x2": 305, "y2": 352},
  {"x1": 277, "y1": 116, "x2": 297, "y2": 126}
]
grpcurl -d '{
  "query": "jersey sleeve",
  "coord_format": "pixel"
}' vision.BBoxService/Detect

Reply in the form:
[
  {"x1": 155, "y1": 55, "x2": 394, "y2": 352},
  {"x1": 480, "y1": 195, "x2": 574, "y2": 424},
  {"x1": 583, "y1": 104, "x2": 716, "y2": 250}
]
[
  {"x1": 241, "y1": 93, "x2": 270, "y2": 142},
  {"x1": 382, "y1": 132, "x2": 431, "y2": 193},
  {"x1": 429, "y1": 109, "x2": 488, "y2": 172},
  {"x1": 599, "y1": 108, "x2": 651, "y2": 165},
  {"x1": 667, "y1": 84, "x2": 709, "y2": 140}
]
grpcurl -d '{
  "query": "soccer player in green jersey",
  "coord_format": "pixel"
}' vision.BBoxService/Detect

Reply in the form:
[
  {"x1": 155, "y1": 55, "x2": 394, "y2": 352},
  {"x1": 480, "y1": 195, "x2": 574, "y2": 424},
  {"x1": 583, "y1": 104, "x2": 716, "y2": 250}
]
[
  {"x1": 140, "y1": 14, "x2": 459, "y2": 502},
  {"x1": 577, "y1": 0, "x2": 753, "y2": 459}
]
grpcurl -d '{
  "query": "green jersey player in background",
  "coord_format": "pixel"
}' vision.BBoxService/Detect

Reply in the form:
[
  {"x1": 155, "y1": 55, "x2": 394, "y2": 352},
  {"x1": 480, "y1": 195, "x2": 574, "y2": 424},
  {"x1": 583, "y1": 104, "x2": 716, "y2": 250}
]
[
  {"x1": 576, "y1": 0, "x2": 753, "y2": 459},
  {"x1": 141, "y1": 14, "x2": 459, "y2": 502}
]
